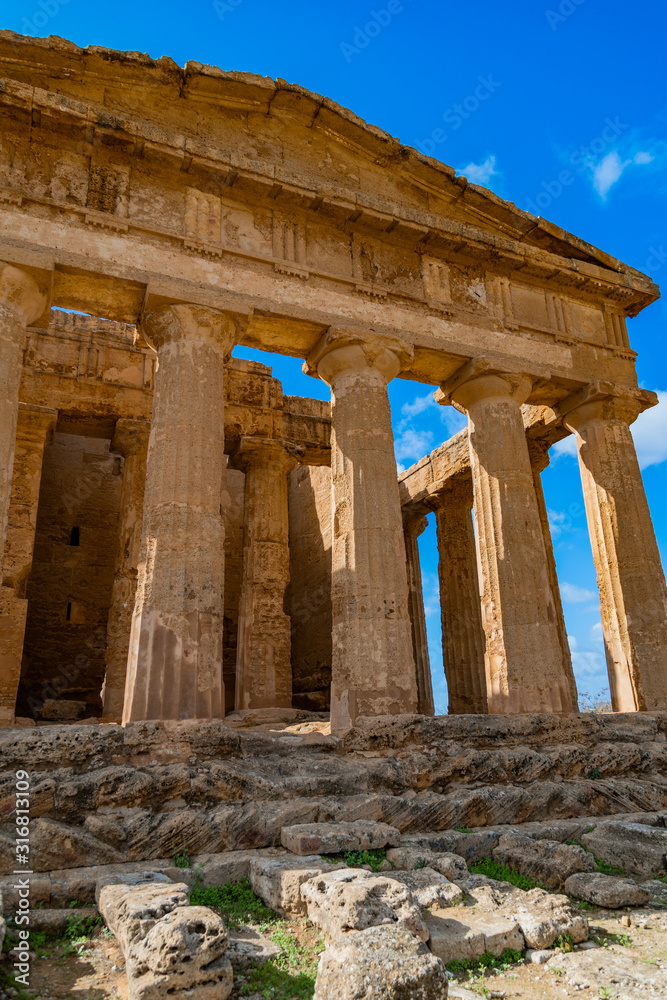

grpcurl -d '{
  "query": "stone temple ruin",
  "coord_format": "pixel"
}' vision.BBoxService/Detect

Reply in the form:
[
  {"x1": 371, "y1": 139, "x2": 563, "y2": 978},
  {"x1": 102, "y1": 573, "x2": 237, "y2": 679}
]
[{"x1": 1, "y1": 31, "x2": 667, "y2": 1000}]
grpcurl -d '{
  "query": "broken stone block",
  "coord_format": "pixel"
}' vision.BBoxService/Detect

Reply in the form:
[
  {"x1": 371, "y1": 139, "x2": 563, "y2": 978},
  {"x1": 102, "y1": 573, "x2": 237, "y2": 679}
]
[
  {"x1": 98, "y1": 881, "x2": 232, "y2": 1000},
  {"x1": 431, "y1": 852, "x2": 470, "y2": 885},
  {"x1": 492, "y1": 834, "x2": 595, "y2": 888},
  {"x1": 280, "y1": 820, "x2": 400, "y2": 855},
  {"x1": 95, "y1": 870, "x2": 173, "y2": 905},
  {"x1": 581, "y1": 821, "x2": 667, "y2": 876},
  {"x1": 425, "y1": 907, "x2": 524, "y2": 965},
  {"x1": 386, "y1": 868, "x2": 464, "y2": 908},
  {"x1": 564, "y1": 872, "x2": 650, "y2": 908},
  {"x1": 499, "y1": 887, "x2": 588, "y2": 949},
  {"x1": 129, "y1": 905, "x2": 232, "y2": 999},
  {"x1": 301, "y1": 868, "x2": 429, "y2": 942},
  {"x1": 385, "y1": 845, "x2": 438, "y2": 870},
  {"x1": 249, "y1": 856, "x2": 346, "y2": 916},
  {"x1": 313, "y1": 923, "x2": 449, "y2": 999},
  {"x1": 524, "y1": 948, "x2": 553, "y2": 963}
]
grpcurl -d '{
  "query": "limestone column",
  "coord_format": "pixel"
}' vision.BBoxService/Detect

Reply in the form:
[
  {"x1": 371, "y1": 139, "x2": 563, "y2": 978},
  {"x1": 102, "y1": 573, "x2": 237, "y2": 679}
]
[
  {"x1": 402, "y1": 510, "x2": 434, "y2": 717},
  {"x1": 102, "y1": 419, "x2": 150, "y2": 721},
  {"x1": 437, "y1": 368, "x2": 576, "y2": 714},
  {"x1": 430, "y1": 479, "x2": 487, "y2": 714},
  {"x1": 0, "y1": 264, "x2": 47, "y2": 580},
  {"x1": 233, "y1": 437, "x2": 301, "y2": 711},
  {"x1": 305, "y1": 328, "x2": 418, "y2": 731},
  {"x1": 562, "y1": 387, "x2": 667, "y2": 711},
  {"x1": 122, "y1": 304, "x2": 237, "y2": 724},
  {"x1": 528, "y1": 439, "x2": 578, "y2": 712},
  {"x1": 0, "y1": 403, "x2": 57, "y2": 723}
]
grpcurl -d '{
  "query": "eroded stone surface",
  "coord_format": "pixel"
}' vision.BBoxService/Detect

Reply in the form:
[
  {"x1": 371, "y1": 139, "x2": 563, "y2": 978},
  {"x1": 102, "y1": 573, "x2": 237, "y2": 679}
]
[
  {"x1": 385, "y1": 868, "x2": 464, "y2": 908},
  {"x1": 301, "y1": 868, "x2": 429, "y2": 942},
  {"x1": 313, "y1": 924, "x2": 449, "y2": 999},
  {"x1": 564, "y1": 872, "x2": 651, "y2": 908},
  {"x1": 249, "y1": 856, "x2": 346, "y2": 915},
  {"x1": 425, "y1": 907, "x2": 524, "y2": 964},
  {"x1": 281, "y1": 820, "x2": 401, "y2": 855},
  {"x1": 581, "y1": 821, "x2": 667, "y2": 876},
  {"x1": 547, "y1": 948, "x2": 667, "y2": 998},
  {"x1": 492, "y1": 834, "x2": 596, "y2": 888}
]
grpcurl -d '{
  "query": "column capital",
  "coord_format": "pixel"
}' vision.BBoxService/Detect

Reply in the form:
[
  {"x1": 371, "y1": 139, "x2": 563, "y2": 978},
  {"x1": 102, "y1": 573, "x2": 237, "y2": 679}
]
[
  {"x1": 111, "y1": 418, "x2": 151, "y2": 457},
  {"x1": 559, "y1": 382, "x2": 656, "y2": 433},
  {"x1": 232, "y1": 436, "x2": 304, "y2": 474},
  {"x1": 435, "y1": 355, "x2": 550, "y2": 412},
  {"x1": 141, "y1": 303, "x2": 239, "y2": 355},
  {"x1": 424, "y1": 475, "x2": 474, "y2": 513},
  {"x1": 304, "y1": 326, "x2": 413, "y2": 387},
  {"x1": 402, "y1": 509, "x2": 428, "y2": 539},
  {"x1": 0, "y1": 263, "x2": 48, "y2": 327}
]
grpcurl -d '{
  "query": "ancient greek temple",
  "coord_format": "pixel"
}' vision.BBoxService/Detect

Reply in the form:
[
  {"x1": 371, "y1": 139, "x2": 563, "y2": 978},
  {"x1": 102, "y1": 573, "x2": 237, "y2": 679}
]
[{"x1": 1, "y1": 32, "x2": 666, "y2": 733}]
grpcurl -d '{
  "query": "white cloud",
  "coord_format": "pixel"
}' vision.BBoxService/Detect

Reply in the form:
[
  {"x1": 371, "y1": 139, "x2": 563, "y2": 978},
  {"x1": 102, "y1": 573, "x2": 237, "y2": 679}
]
[
  {"x1": 568, "y1": 634, "x2": 578, "y2": 651},
  {"x1": 561, "y1": 581, "x2": 597, "y2": 604},
  {"x1": 394, "y1": 427, "x2": 434, "y2": 464},
  {"x1": 401, "y1": 392, "x2": 437, "y2": 419},
  {"x1": 551, "y1": 436, "x2": 578, "y2": 461},
  {"x1": 631, "y1": 391, "x2": 667, "y2": 469},
  {"x1": 589, "y1": 621, "x2": 603, "y2": 643},
  {"x1": 571, "y1": 649, "x2": 607, "y2": 678},
  {"x1": 592, "y1": 149, "x2": 655, "y2": 199},
  {"x1": 548, "y1": 508, "x2": 569, "y2": 538},
  {"x1": 457, "y1": 155, "x2": 498, "y2": 186}
]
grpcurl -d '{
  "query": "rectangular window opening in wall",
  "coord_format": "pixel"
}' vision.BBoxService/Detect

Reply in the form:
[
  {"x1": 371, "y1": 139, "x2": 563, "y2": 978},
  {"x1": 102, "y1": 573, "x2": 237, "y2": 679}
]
[
  {"x1": 66, "y1": 602, "x2": 72, "y2": 622},
  {"x1": 69, "y1": 526, "x2": 80, "y2": 546}
]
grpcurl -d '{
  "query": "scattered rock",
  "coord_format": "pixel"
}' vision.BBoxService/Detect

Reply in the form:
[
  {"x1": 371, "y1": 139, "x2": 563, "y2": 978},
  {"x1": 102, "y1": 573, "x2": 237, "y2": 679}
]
[
  {"x1": 581, "y1": 821, "x2": 667, "y2": 876},
  {"x1": 492, "y1": 834, "x2": 595, "y2": 888},
  {"x1": 249, "y1": 856, "x2": 346, "y2": 916},
  {"x1": 386, "y1": 868, "x2": 464, "y2": 907},
  {"x1": 431, "y1": 853, "x2": 470, "y2": 885},
  {"x1": 313, "y1": 923, "x2": 449, "y2": 999},
  {"x1": 301, "y1": 868, "x2": 429, "y2": 942},
  {"x1": 564, "y1": 872, "x2": 650, "y2": 908},
  {"x1": 425, "y1": 907, "x2": 524, "y2": 965},
  {"x1": 386, "y1": 845, "x2": 438, "y2": 870},
  {"x1": 281, "y1": 820, "x2": 400, "y2": 855},
  {"x1": 524, "y1": 948, "x2": 553, "y2": 963}
]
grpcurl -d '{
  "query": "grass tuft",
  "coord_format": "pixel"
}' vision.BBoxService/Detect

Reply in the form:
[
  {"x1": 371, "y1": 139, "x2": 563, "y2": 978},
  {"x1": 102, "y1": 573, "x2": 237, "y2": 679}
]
[
  {"x1": 468, "y1": 857, "x2": 543, "y2": 891},
  {"x1": 190, "y1": 877, "x2": 280, "y2": 931}
]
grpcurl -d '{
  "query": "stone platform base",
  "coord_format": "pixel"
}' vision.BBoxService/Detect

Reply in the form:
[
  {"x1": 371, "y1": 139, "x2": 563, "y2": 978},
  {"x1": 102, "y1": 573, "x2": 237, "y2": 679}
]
[{"x1": 1, "y1": 711, "x2": 666, "y2": 875}]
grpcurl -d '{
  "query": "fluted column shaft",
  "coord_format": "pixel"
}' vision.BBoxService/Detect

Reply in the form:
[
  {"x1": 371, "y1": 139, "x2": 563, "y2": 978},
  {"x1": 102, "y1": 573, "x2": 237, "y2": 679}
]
[
  {"x1": 123, "y1": 305, "x2": 236, "y2": 723},
  {"x1": 564, "y1": 394, "x2": 667, "y2": 710},
  {"x1": 528, "y1": 441, "x2": 578, "y2": 712},
  {"x1": 306, "y1": 330, "x2": 417, "y2": 731},
  {"x1": 0, "y1": 404, "x2": 56, "y2": 723},
  {"x1": 0, "y1": 265, "x2": 47, "y2": 582},
  {"x1": 102, "y1": 419, "x2": 150, "y2": 720},
  {"x1": 431, "y1": 480, "x2": 487, "y2": 714},
  {"x1": 234, "y1": 438, "x2": 300, "y2": 710},
  {"x1": 444, "y1": 372, "x2": 575, "y2": 713},
  {"x1": 403, "y1": 511, "x2": 434, "y2": 717}
]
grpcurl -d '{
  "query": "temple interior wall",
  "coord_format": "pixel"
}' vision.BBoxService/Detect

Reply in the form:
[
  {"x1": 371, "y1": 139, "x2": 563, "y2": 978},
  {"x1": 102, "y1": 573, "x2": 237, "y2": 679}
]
[{"x1": 17, "y1": 431, "x2": 122, "y2": 717}]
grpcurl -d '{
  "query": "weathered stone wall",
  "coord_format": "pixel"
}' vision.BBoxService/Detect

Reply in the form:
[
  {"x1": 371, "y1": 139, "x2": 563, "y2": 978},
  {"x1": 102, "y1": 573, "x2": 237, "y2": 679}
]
[
  {"x1": 287, "y1": 465, "x2": 333, "y2": 710},
  {"x1": 17, "y1": 432, "x2": 123, "y2": 717}
]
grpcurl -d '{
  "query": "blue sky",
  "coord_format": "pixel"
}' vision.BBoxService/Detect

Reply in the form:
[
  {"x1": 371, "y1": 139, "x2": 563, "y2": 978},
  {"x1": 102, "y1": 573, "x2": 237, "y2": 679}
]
[{"x1": 10, "y1": 0, "x2": 666, "y2": 710}]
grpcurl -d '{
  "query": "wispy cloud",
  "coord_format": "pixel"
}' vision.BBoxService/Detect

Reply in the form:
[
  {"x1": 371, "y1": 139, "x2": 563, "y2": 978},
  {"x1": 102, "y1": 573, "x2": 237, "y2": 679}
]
[
  {"x1": 632, "y1": 391, "x2": 667, "y2": 469},
  {"x1": 394, "y1": 427, "x2": 434, "y2": 464},
  {"x1": 592, "y1": 148, "x2": 656, "y2": 200},
  {"x1": 394, "y1": 390, "x2": 467, "y2": 467},
  {"x1": 561, "y1": 581, "x2": 597, "y2": 604},
  {"x1": 457, "y1": 154, "x2": 498, "y2": 186}
]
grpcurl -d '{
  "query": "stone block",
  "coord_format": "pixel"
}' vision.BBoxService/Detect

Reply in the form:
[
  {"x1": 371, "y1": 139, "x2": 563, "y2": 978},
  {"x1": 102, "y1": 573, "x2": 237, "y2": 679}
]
[
  {"x1": 499, "y1": 888, "x2": 588, "y2": 950},
  {"x1": 249, "y1": 856, "x2": 346, "y2": 916},
  {"x1": 385, "y1": 845, "x2": 438, "y2": 870},
  {"x1": 425, "y1": 907, "x2": 524, "y2": 965},
  {"x1": 431, "y1": 852, "x2": 470, "y2": 885},
  {"x1": 492, "y1": 834, "x2": 596, "y2": 888},
  {"x1": 280, "y1": 820, "x2": 400, "y2": 855},
  {"x1": 563, "y1": 872, "x2": 650, "y2": 908},
  {"x1": 300, "y1": 868, "x2": 429, "y2": 943},
  {"x1": 313, "y1": 924, "x2": 449, "y2": 999},
  {"x1": 226, "y1": 926, "x2": 282, "y2": 969},
  {"x1": 386, "y1": 868, "x2": 464, "y2": 908},
  {"x1": 95, "y1": 870, "x2": 173, "y2": 906},
  {"x1": 581, "y1": 821, "x2": 667, "y2": 876}
]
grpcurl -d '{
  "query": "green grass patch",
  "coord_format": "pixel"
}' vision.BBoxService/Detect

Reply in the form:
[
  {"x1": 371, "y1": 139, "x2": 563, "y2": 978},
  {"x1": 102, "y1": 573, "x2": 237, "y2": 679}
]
[
  {"x1": 321, "y1": 848, "x2": 391, "y2": 872},
  {"x1": 565, "y1": 840, "x2": 626, "y2": 877},
  {"x1": 454, "y1": 825, "x2": 473, "y2": 834},
  {"x1": 556, "y1": 932, "x2": 575, "y2": 952},
  {"x1": 468, "y1": 857, "x2": 543, "y2": 891},
  {"x1": 238, "y1": 929, "x2": 323, "y2": 999},
  {"x1": 190, "y1": 877, "x2": 281, "y2": 931},
  {"x1": 446, "y1": 947, "x2": 524, "y2": 977}
]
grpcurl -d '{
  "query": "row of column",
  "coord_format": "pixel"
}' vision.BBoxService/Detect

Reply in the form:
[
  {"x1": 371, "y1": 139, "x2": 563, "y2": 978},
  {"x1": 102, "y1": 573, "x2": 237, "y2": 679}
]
[{"x1": 1, "y1": 269, "x2": 666, "y2": 728}]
